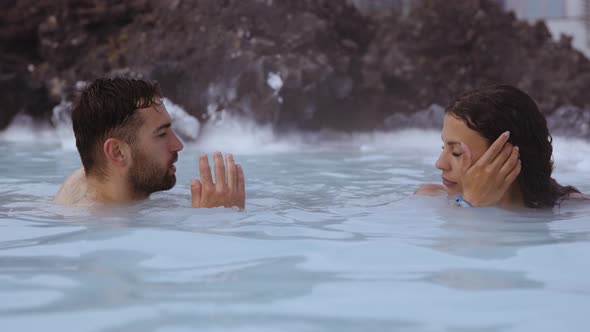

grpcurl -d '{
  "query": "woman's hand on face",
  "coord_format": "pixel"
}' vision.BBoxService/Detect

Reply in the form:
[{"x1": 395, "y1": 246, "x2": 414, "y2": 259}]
[
  {"x1": 459, "y1": 132, "x2": 521, "y2": 207},
  {"x1": 191, "y1": 152, "x2": 246, "y2": 209}
]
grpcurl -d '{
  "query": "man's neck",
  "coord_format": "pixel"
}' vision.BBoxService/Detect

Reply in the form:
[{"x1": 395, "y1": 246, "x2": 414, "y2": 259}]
[{"x1": 86, "y1": 173, "x2": 147, "y2": 205}]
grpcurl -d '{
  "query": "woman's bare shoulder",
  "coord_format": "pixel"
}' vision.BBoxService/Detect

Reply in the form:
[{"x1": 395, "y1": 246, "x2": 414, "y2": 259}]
[
  {"x1": 415, "y1": 184, "x2": 447, "y2": 196},
  {"x1": 567, "y1": 192, "x2": 590, "y2": 200}
]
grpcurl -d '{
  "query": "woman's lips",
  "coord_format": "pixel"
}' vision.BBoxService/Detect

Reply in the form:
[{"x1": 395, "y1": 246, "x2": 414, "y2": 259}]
[{"x1": 442, "y1": 177, "x2": 457, "y2": 187}]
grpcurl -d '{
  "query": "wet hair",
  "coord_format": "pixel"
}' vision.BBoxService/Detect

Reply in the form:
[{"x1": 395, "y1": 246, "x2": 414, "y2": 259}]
[
  {"x1": 446, "y1": 84, "x2": 579, "y2": 208},
  {"x1": 72, "y1": 77, "x2": 161, "y2": 179}
]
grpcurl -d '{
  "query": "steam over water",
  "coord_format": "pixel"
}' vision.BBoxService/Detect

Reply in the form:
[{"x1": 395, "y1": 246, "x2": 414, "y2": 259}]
[{"x1": 1, "y1": 104, "x2": 590, "y2": 332}]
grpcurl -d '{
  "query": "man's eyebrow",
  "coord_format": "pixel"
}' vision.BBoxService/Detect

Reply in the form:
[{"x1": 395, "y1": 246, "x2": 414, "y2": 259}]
[{"x1": 153, "y1": 122, "x2": 171, "y2": 134}]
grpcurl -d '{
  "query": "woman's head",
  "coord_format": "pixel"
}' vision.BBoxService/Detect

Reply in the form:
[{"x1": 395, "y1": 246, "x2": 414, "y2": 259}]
[{"x1": 436, "y1": 84, "x2": 577, "y2": 208}]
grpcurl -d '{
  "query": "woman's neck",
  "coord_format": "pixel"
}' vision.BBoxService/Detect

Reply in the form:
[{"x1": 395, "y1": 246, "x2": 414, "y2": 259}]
[{"x1": 497, "y1": 182, "x2": 524, "y2": 208}]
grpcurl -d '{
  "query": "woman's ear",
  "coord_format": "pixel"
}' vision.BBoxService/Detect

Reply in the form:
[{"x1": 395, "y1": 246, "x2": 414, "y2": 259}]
[{"x1": 103, "y1": 138, "x2": 131, "y2": 168}]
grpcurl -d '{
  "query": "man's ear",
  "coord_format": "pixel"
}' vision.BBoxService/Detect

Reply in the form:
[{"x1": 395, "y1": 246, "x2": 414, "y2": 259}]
[{"x1": 103, "y1": 138, "x2": 131, "y2": 167}]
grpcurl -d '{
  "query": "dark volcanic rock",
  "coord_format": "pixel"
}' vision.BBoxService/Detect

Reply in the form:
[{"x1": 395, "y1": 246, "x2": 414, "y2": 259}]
[
  {"x1": 131, "y1": 0, "x2": 375, "y2": 130},
  {"x1": 0, "y1": 0, "x2": 150, "y2": 128},
  {"x1": 1, "y1": 0, "x2": 590, "y2": 137},
  {"x1": 361, "y1": 0, "x2": 590, "y2": 118}
]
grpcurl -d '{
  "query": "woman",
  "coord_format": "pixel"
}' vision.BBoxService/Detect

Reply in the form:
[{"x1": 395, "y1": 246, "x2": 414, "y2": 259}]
[{"x1": 417, "y1": 84, "x2": 584, "y2": 208}]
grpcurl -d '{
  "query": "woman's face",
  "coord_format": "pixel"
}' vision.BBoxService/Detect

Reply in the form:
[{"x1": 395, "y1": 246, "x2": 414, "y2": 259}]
[{"x1": 436, "y1": 114, "x2": 490, "y2": 194}]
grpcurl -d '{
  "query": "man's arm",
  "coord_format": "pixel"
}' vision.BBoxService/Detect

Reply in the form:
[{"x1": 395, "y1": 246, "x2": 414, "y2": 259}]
[{"x1": 54, "y1": 167, "x2": 88, "y2": 205}]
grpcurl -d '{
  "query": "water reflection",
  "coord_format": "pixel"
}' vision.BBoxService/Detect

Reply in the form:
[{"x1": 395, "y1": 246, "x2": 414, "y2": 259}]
[
  {"x1": 0, "y1": 251, "x2": 336, "y2": 315},
  {"x1": 100, "y1": 312, "x2": 420, "y2": 332},
  {"x1": 423, "y1": 268, "x2": 544, "y2": 291},
  {"x1": 429, "y1": 204, "x2": 590, "y2": 260}
]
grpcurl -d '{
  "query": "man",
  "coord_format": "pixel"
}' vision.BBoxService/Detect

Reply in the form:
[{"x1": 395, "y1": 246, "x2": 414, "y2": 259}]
[{"x1": 54, "y1": 77, "x2": 245, "y2": 208}]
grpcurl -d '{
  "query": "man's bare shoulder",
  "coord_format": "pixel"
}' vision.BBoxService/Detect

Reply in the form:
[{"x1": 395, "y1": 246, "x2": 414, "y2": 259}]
[
  {"x1": 415, "y1": 184, "x2": 448, "y2": 196},
  {"x1": 54, "y1": 167, "x2": 90, "y2": 206}
]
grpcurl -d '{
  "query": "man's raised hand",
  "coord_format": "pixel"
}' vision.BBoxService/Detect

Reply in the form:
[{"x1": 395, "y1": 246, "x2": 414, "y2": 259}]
[{"x1": 191, "y1": 152, "x2": 245, "y2": 209}]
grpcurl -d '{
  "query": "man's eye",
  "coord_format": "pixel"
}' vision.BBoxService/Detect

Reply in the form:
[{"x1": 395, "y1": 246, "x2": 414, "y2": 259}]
[
  {"x1": 158, "y1": 132, "x2": 167, "y2": 137},
  {"x1": 452, "y1": 153, "x2": 463, "y2": 157}
]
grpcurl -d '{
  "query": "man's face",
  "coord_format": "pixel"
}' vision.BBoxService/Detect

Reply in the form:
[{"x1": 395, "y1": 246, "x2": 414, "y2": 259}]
[{"x1": 127, "y1": 100, "x2": 184, "y2": 197}]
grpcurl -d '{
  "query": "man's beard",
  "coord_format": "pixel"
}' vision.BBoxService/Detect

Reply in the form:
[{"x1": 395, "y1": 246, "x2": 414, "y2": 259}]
[{"x1": 128, "y1": 148, "x2": 177, "y2": 198}]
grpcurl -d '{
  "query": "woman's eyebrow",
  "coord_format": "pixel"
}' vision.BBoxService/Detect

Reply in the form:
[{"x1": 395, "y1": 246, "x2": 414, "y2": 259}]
[{"x1": 441, "y1": 136, "x2": 461, "y2": 146}]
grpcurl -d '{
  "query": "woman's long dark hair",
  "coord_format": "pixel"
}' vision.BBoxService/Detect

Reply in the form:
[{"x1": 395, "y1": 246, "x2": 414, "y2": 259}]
[{"x1": 446, "y1": 84, "x2": 579, "y2": 208}]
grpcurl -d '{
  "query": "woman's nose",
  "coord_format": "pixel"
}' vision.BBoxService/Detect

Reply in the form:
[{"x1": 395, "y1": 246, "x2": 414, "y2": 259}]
[{"x1": 435, "y1": 153, "x2": 448, "y2": 171}]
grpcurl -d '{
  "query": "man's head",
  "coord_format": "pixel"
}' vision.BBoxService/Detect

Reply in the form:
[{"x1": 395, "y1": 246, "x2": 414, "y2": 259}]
[{"x1": 72, "y1": 77, "x2": 184, "y2": 198}]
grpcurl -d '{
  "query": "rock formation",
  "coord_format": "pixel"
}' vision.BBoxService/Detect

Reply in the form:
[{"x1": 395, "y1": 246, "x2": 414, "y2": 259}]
[{"x1": 2, "y1": 0, "x2": 589, "y2": 136}]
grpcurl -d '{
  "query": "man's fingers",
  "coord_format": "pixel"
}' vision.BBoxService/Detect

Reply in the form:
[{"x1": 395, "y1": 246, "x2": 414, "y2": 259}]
[
  {"x1": 459, "y1": 142, "x2": 473, "y2": 175},
  {"x1": 226, "y1": 154, "x2": 237, "y2": 191},
  {"x1": 237, "y1": 164, "x2": 245, "y2": 207},
  {"x1": 477, "y1": 131, "x2": 510, "y2": 166},
  {"x1": 213, "y1": 152, "x2": 226, "y2": 189},
  {"x1": 191, "y1": 179, "x2": 202, "y2": 208},
  {"x1": 192, "y1": 153, "x2": 244, "y2": 209},
  {"x1": 199, "y1": 154, "x2": 214, "y2": 186}
]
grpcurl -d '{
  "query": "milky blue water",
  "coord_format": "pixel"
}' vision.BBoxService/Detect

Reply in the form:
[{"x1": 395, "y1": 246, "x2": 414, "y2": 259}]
[{"x1": 1, "y1": 125, "x2": 590, "y2": 332}]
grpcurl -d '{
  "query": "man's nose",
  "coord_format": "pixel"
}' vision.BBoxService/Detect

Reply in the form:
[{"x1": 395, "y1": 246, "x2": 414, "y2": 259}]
[{"x1": 170, "y1": 131, "x2": 184, "y2": 152}]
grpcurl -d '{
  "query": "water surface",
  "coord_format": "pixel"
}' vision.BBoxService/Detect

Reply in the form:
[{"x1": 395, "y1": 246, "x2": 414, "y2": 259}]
[{"x1": 1, "y1": 129, "x2": 590, "y2": 332}]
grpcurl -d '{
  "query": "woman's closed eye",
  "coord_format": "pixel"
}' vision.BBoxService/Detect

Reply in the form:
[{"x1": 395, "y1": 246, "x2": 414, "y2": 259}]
[{"x1": 442, "y1": 145, "x2": 463, "y2": 157}]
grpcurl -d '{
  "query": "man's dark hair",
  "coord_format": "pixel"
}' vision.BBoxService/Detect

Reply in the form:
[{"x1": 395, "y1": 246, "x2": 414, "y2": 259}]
[
  {"x1": 446, "y1": 84, "x2": 579, "y2": 208},
  {"x1": 72, "y1": 77, "x2": 161, "y2": 179}
]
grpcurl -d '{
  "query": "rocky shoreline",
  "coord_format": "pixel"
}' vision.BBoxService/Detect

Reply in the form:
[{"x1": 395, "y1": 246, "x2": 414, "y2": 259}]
[{"x1": 2, "y1": 0, "x2": 590, "y2": 136}]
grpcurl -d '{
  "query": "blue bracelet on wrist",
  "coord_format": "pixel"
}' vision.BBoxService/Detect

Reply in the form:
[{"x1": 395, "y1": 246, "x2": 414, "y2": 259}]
[{"x1": 454, "y1": 196, "x2": 473, "y2": 208}]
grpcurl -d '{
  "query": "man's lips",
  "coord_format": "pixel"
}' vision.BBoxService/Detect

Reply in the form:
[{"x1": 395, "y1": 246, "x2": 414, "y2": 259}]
[
  {"x1": 169, "y1": 155, "x2": 178, "y2": 172},
  {"x1": 170, "y1": 154, "x2": 178, "y2": 166},
  {"x1": 442, "y1": 177, "x2": 457, "y2": 186}
]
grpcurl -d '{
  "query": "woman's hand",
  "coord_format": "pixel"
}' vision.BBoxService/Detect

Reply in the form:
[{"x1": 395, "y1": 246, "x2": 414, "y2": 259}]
[{"x1": 459, "y1": 132, "x2": 521, "y2": 206}]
